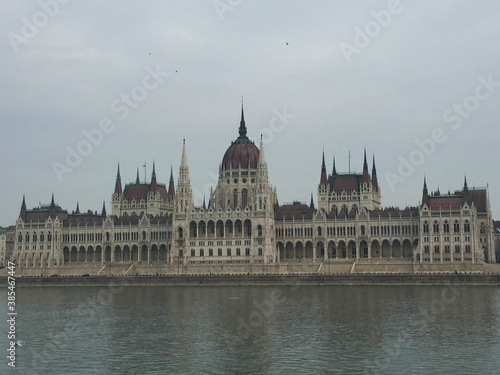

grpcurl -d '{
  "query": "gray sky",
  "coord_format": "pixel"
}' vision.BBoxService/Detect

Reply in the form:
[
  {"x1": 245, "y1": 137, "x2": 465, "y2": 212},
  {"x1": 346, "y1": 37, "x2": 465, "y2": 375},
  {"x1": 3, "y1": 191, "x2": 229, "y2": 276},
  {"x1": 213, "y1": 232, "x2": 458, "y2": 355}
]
[{"x1": 1, "y1": 0, "x2": 499, "y2": 226}]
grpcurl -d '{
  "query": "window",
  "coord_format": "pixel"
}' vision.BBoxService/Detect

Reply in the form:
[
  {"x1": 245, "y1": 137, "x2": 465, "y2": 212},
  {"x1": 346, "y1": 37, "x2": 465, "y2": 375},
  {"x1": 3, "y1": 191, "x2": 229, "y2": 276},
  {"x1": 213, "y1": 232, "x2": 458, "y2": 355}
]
[
  {"x1": 245, "y1": 248, "x2": 250, "y2": 256},
  {"x1": 200, "y1": 249, "x2": 204, "y2": 257},
  {"x1": 227, "y1": 249, "x2": 232, "y2": 256},
  {"x1": 209, "y1": 249, "x2": 213, "y2": 256},
  {"x1": 361, "y1": 225, "x2": 365, "y2": 235},
  {"x1": 423, "y1": 222, "x2": 429, "y2": 233},
  {"x1": 236, "y1": 248, "x2": 241, "y2": 256},
  {"x1": 454, "y1": 221, "x2": 460, "y2": 233},
  {"x1": 257, "y1": 225, "x2": 262, "y2": 237},
  {"x1": 424, "y1": 246, "x2": 430, "y2": 254},
  {"x1": 455, "y1": 245, "x2": 460, "y2": 254},
  {"x1": 433, "y1": 221, "x2": 439, "y2": 233},
  {"x1": 242, "y1": 189, "x2": 248, "y2": 208},
  {"x1": 178, "y1": 227, "x2": 183, "y2": 238},
  {"x1": 233, "y1": 189, "x2": 238, "y2": 209},
  {"x1": 465, "y1": 245, "x2": 471, "y2": 253},
  {"x1": 191, "y1": 249, "x2": 195, "y2": 256},
  {"x1": 258, "y1": 248, "x2": 263, "y2": 256},
  {"x1": 434, "y1": 245, "x2": 440, "y2": 254},
  {"x1": 464, "y1": 221, "x2": 470, "y2": 233},
  {"x1": 218, "y1": 249, "x2": 222, "y2": 256}
]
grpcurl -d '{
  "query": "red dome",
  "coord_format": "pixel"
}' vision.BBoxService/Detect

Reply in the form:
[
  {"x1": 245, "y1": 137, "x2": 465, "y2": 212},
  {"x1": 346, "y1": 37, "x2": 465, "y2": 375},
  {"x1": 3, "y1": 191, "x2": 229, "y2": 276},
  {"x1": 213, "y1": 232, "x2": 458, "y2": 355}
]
[
  {"x1": 222, "y1": 139, "x2": 260, "y2": 170},
  {"x1": 221, "y1": 105, "x2": 260, "y2": 170}
]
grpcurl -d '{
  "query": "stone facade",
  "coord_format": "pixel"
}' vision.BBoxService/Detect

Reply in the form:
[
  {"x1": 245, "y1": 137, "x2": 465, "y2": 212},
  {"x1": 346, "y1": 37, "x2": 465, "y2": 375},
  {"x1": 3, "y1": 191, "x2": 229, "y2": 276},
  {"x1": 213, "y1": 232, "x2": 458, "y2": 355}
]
[{"x1": 9, "y1": 105, "x2": 497, "y2": 273}]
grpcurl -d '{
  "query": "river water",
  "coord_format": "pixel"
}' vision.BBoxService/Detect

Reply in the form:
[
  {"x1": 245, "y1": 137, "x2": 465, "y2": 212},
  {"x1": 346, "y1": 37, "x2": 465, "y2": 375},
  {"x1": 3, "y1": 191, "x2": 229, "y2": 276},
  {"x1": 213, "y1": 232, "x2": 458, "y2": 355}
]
[{"x1": 1, "y1": 284, "x2": 500, "y2": 374}]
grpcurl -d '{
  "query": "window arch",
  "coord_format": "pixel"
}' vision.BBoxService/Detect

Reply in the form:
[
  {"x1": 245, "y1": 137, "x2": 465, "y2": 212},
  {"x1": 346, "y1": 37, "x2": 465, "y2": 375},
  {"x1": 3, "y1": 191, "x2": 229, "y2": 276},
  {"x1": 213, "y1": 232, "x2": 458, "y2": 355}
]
[
  {"x1": 464, "y1": 221, "x2": 470, "y2": 233},
  {"x1": 454, "y1": 221, "x2": 460, "y2": 233},
  {"x1": 233, "y1": 189, "x2": 238, "y2": 209},
  {"x1": 178, "y1": 227, "x2": 183, "y2": 239},
  {"x1": 433, "y1": 221, "x2": 439, "y2": 233},
  {"x1": 423, "y1": 221, "x2": 429, "y2": 233},
  {"x1": 242, "y1": 189, "x2": 248, "y2": 208},
  {"x1": 257, "y1": 225, "x2": 263, "y2": 237}
]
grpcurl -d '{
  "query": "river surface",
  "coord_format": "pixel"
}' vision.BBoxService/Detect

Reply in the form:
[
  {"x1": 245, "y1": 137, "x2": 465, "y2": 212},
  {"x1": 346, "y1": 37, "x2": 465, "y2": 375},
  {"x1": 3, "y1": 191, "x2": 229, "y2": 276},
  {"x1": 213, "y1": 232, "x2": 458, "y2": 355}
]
[{"x1": 1, "y1": 285, "x2": 500, "y2": 374}]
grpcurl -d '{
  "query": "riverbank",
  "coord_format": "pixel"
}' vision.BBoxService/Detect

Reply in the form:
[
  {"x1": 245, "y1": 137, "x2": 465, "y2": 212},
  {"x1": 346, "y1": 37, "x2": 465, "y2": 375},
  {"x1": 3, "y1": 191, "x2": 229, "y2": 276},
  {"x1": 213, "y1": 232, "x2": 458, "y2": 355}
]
[{"x1": 3, "y1": 273, "x2": 500, "y2": 287}]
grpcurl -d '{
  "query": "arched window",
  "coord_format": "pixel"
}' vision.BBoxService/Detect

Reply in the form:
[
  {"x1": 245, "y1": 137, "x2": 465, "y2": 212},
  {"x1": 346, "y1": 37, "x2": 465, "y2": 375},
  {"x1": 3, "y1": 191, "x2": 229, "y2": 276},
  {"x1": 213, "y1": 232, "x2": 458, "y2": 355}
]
[
  {"x1": 106, "y1": 232, "x2": 110, "y2": 241},
  {"x1": 423, "y1": 222, "x2": 429, "y2": 233},
  {"x1": 464, "y1": 221, "x2": 470, "y2": 232},
  {"x1": 25, "y1": 232, "x2": 29, "y2": 242},
  {"x1": 257, "y1": 225, "x2": 262, "y2": 236},
  {"x1": 233, "y1": 189, "x2": 238, "y2": 209},
  {"x1": 142, "y1": 231, "x2": 146, "y2": 240},
  {"x1": 443, "y1": 221, "x2": 449, "y2": 233},
  {"x1": 361, "y1": 225, "x2": 365, "y2": 235},
  {"x1": 352, "y1": 204, "x2": 359, "y2": 214},
  {"x1": 178, "y1": 227, "x2": 183, "y2": 238},
  {"x1": 454, "y1": 221, "x2": 460, "y2": 233},
  {"x1": 242, "y1": 189, "x2": 248, "y2": 208},
  {"x1": 318, "y1": 227, "x2": 322, "y2": 236},
  {"x1": 433, "y1": 221, "x2": 439, "y2": 233}
]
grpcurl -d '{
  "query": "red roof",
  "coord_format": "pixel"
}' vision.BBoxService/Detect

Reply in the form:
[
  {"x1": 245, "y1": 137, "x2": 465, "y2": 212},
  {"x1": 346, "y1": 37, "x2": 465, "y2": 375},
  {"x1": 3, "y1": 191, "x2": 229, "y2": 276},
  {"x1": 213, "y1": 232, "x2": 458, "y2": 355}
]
[
  {"x1": 275, "y1": 204, "x2": 313, "y2": 220},
  {"x1": 123, "y1": 183, "x2": 169, "y2": 201},
  {"x1": 328, "y1": 174, "x2": 363, "y2": 193},
  {"x1": 222, "y1": 140, "x2": 259, "y2": 170}
]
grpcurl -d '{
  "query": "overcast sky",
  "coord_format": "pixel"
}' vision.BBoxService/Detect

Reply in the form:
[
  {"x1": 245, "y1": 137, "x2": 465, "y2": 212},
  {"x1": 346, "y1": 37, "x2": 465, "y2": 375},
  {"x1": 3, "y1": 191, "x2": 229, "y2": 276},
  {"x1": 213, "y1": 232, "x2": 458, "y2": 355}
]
[{"x1": 1, "y1": 0, "x2": 499, "y2": 226}]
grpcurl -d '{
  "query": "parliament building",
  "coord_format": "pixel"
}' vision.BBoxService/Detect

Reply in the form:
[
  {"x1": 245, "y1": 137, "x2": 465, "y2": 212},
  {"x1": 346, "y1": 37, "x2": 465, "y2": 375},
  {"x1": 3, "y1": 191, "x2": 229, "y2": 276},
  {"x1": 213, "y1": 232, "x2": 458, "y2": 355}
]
[{"x1": 11, "y1": 106, "x2": 496, "y2": 274}]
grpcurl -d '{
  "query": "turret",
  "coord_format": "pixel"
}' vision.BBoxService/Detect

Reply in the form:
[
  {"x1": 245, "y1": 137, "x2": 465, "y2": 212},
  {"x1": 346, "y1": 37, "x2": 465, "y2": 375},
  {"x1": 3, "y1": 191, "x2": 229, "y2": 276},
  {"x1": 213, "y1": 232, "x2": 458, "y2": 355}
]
[
  {"x1": 371, "y1": 155, "x2": 379, "y2": 191},
  {"x1": 114, "y1": 163, "x2": 122, "y2": 195},
  {"x1": 20, "y1": 195, "x2": 26, "y2": 220},
  {"x1": 320, "y1": 151, "x2": 328, "y2": 186},
  {"x1": 362, "y1": 148, "x2": 370, "y2": 184}
]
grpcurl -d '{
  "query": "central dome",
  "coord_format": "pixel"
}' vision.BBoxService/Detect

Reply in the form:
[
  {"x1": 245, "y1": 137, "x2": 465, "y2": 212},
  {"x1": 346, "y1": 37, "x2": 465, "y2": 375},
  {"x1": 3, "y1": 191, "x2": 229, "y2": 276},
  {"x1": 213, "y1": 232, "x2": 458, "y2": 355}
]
[{"x1": 221, "y1": 106, "x2": 260, "y2": 170}]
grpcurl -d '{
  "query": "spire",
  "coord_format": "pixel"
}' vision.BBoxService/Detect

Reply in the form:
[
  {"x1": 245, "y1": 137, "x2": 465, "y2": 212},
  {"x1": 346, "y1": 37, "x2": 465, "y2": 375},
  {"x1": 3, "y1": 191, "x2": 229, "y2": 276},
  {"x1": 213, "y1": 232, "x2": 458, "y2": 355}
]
[
  {"x1": 332, "y1": 156, "x2": 337, "y2": 176},
  {"x1": 362, "y1": 148, "x2": 370, "y2": 183},
  {"x1": 136, "y1": 168, "x2": 140, "y2": 184},
  {"x1": 421, "y1": 176, "x2": 429, "y2": 207},
  {"x1": 238, "y1": 100, "x2": 247, "y2": 138},
  {"x1": 49, "y1": 193, "x2": 56, "y2": 218},
  {"x1": 320, "y1": 151, "x2": 328, "y2": 186},
  {"x1": 168, "y1": 165, "x2": 175, "y2": 198},
  {"x1": 371, "y1": 154, "x2": 379, "y2": 191},
  {"x1": 151, "y1": 160, "x2": 156, "y2": 180},
  {"x1": 203, "y1": 196, "x2": 206, "y2": 210},
  {"x1": 114, "y1": 163, "x2": 122, "y2": 195},
  {"x1": 102, "y1": 201, "x2": 107, "y2": 216},
  {"x1": 310, "y1": 193, "x2": 315, "y2": 210},
  {"x1": 75, "y1": 202, "x2": 80, "y2": 214},
  {"x1": 150, "y1": 160, "x2": 157, "y2": 192},
  {"x1": 258, "y1": 135, "x2": 266, "y2": 165},
  {"x1": 20, "y1": 195, "x2": 27, "y2": 220},
  {"x1": 181, "y1": 139, "x2": 188, "y2": 167},
  {"x1": 463, "y1": 174, "x2": 469, "y2": 193}
]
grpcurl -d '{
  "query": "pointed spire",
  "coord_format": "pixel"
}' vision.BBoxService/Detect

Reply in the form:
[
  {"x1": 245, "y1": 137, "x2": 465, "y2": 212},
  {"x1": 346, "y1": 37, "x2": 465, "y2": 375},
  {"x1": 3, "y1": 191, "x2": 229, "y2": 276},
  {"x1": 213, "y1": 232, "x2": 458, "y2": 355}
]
[
  {"x1": 181, "y1": 138, "x2": 188, "y2": 167},
  {"x1": 151, "y1": 160, "x2": 156, "y2": 180},
  {"x1": 203, "y1": 196, "x2": 206, "y2": 210},
  {"x1": 463, "y1": 174, "x2": 469, "y2": 193},
  {"x1": 102, "y1": 201, "x2": 107, "y2": 216},
  {"x1": 20, "y1": 195, "x2": 27, "y2": 220},
  {"x1": 362, "y1": 148, "x2": 370, "y2": 183},
  {"x1": 238, "y1": 99, "x2": 247, "y2": 138},
  {"x1": 168, "y1": 165, "x2": 175, "y2": 198},
  {"x1": 332, "y1": 155, "x2": 337, "y2": 176},
  {"x1": 75, "y1": 202, "x2": 80, "y2": 214},
  {"x1": 371, "y1": 154, "x2": 379, "y2": 191},
  {"x1": 49, "y1": 193, "x2": 56, "y2": 219},
  {"x1": 150, "y1": 160, "x2": 157, "y2": 192},
  {"x1": 114, "y1": 163, "x2": 122, "y2": 195},
  {"x1": 50, "y1": 193, "x2": 55, "y2": 208},
  {"x1": 258, "y1": 134, "x2": 266, "y2": 165},
  {"x1": 423, "y1": 176, "x2": 428, "y2": 195},
  {"x1": 136, "y1": 168, "x2": 140, "y2": 184},
  {"x1": 320, "y1": 151, "x2": 328, "y2": 186},
  {"x1": 310, "y1": 193, "x2": 315, "y2": 210}
]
